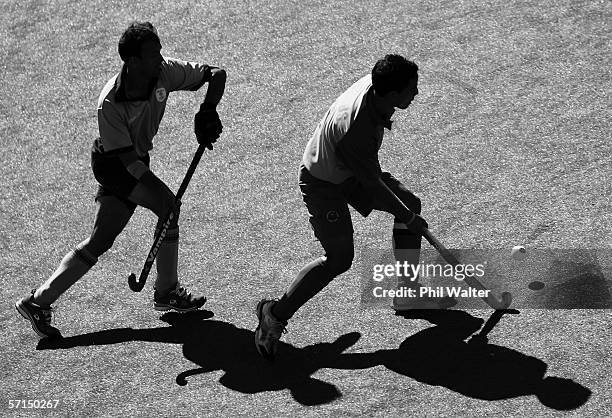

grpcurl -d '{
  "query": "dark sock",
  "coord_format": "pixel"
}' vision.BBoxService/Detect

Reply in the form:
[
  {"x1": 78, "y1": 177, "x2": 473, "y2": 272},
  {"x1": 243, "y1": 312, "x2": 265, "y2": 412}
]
[{"x1": 272, "y1": 257, "x2": 335, "y2": 321}]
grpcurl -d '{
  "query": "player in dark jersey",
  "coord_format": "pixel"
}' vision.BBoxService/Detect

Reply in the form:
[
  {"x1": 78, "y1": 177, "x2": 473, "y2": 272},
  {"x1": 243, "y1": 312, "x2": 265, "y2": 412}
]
[
  {"x1": 255, "y1": 54, "x2": 451, "y2": 360},
  {"x1": 16, "y1": 22, "x2": 226, "y2": 339}
]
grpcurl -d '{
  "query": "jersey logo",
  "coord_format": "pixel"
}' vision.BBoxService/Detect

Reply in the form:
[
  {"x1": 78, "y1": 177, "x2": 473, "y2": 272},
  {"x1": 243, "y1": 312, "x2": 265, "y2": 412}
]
[
  {"x1": 155, "y1": 88, "x2": 167, "y2": 102},
  {"x1": 326, "y1": 210, "x2": 340, "y2": 223}
]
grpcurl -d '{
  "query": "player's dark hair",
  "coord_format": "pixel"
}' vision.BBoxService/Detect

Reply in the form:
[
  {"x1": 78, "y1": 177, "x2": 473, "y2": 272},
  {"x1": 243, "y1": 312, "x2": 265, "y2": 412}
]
[
  {"x1": 371, "y1": 54, "x2": 418, "y2": 96},
  {"x1": 118, "y1": 21, "x2": 160, "y2": 62}
]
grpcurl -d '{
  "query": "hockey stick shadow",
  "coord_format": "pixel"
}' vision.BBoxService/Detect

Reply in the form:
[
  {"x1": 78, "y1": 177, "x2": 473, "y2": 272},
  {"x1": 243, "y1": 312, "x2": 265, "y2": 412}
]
[
  {"x1": 36, "y1": 311, "x2": 361, "y2": 406},
  {"x1": 35, "y1": 310, "x2": 590, "y2": 409},
  {"x1": 174, "y1": 321, "x2": 361, "y2": 406}
]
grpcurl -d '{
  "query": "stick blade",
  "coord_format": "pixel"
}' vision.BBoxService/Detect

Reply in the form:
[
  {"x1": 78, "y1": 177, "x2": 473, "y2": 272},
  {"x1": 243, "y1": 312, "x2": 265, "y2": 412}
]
[
  {"x1": 128, "y1": 272, "x2": 144, "y2": 292},
  {"x1": 501, "y1": 291, "x2": 512, "y2": 308}
]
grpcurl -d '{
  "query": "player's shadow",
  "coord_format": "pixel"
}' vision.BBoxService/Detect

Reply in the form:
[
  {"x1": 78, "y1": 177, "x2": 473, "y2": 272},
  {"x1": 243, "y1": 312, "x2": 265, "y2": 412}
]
[
  {"x1": 36, "y1": 309, "x2": 591, "y2": 410},
  {"x1": 36, "y1": 310, "x2": 360, "y2": 406},
  {"x1": 330, "y1": 310, "x2": 591, "y2": 411}
]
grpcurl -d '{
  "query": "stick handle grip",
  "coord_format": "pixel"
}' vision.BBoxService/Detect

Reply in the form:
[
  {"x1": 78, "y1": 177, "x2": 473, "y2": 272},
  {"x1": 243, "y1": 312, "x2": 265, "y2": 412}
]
[{"x1": 175, "y1": 144, "x2": 206, "y2": 201}]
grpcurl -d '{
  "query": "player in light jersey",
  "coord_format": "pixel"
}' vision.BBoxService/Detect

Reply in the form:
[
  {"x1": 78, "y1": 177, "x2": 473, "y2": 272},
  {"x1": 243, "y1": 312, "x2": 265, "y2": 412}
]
[
  {"x1": 255, "y1": 55, "x2": 452, "y2": 360},
  {"x1": 16, "y1": 22, "x2": 226, "y2": 339}
]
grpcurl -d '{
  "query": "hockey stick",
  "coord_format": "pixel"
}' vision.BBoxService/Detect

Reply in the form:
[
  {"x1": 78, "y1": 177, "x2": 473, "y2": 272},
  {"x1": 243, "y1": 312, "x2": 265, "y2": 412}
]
[
  {"x1": 375, "y1": 177, "x2": 512, "y2": 309},
  {"x1": 421, "y1": 228, "x2": 512, "y2": 310},
  {"x1": 128, "y1": 144, "x2": 206, "y2": 292}
]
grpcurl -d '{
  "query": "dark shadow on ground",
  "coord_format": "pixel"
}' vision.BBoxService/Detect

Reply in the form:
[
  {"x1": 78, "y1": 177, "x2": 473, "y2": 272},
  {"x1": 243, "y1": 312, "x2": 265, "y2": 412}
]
[
  {"x1": 36, "y1": 310, "x2": 359, "y2": 406},
  {"x1": 538, "y1": 258, "x2": 611, "y2": 308},
  {"x1": 331, "y1": 310, "x2": 591, "y2": 410},
  {"x1": 36, "y1": 309, "x2": 591, "y2": 410}
]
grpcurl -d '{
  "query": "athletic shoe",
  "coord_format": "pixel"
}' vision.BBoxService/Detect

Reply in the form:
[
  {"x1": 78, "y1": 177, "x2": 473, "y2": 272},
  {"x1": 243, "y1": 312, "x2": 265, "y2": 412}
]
[
  {"x1": 254, "y1": 299, "x2": 287, "y2": 360},
  {"x1": 15, "y1": 290, "x2": 62, "y2": 339},
  {"x1": 153, "y1": 283, "x2": 206, "y2": 312}
]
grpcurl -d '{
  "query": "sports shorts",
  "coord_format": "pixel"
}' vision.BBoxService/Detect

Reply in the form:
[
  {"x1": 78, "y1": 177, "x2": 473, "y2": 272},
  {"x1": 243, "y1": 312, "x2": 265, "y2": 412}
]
[
  {"x1": 91, "y1": 145, "x2": 150, "y2": 210},
  {"x1": 298, "y1": 165, "x2": 421, "y2": 240}
]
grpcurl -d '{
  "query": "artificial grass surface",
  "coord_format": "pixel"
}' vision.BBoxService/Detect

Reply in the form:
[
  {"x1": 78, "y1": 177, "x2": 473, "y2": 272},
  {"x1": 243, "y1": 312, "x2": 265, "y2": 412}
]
[{"x1": 1, "y1": 0, "x2": 610, "y2": 416}]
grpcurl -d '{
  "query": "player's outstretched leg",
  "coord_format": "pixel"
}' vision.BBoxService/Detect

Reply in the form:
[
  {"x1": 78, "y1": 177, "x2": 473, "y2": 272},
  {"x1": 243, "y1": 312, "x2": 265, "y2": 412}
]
[
  {"x1": 15, "y1": 245, "x2": 97, "y2": 338},
  {"x1": 15, "y1": 195, "x2": 132, "y2": 339},
  {"x1": 255, "y1": 236, "x2": 354, "y2": 359}
]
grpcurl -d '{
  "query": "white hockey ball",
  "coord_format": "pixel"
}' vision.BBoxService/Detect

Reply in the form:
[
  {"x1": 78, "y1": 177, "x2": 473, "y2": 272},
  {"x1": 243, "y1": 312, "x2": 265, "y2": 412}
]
[{"x1": 511, "y1": 245, "x2": 527, "y2": 261}]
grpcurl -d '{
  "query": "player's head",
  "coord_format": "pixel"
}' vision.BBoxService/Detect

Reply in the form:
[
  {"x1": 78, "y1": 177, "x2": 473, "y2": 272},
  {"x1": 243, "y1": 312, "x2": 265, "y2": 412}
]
[
  {"x1": 118, "y1": 22, "x2": 163, "y2": 77},
  {"x1": 118, "y1": 21, "x2": 161, "y2": 61},
  {"x1": 372, "y1": 54, "x2": 419, "y2": 109}
]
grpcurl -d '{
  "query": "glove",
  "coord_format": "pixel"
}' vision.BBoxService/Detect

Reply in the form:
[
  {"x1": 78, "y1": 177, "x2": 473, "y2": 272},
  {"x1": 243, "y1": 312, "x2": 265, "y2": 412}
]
[
  {"x1": 194, "y1": 106, "x2": 223, "y2": 150},
  {"x1": 406, "y1": 213, "x2": 428, "y2": 234}
]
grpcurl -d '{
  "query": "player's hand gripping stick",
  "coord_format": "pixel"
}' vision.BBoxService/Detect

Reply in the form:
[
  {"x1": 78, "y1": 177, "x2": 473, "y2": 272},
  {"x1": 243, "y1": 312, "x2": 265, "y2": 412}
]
[
  {"x1": 374, "y1": 176, "x2": 512, "y2": 310},
  {"x1": 128, "y1": 144, "x2": 206, "y2": 292}
]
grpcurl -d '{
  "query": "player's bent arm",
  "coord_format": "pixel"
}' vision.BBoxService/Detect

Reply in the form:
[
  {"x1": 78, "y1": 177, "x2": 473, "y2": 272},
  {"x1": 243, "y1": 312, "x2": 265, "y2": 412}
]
[
  {"x1": 371, "y1": 177, "x2": 419, "y2": 225},
  {"x1": 364, "y1": 176, "x2": 418, "y2": 224},
  {"x1": 194, "y1": 68, "x2": 226, "y2": 147},
  {"x1": 336, "y1": 138, "x2": 420, "y2": 226},
  {"x1": 201, "y1": 67, "x2": 226, "y2": 110},
  {"x1": 117, "y1": 151, "x2": 174, "y2": 199},
  {"x1": 118, "y1": 150, "x2": 149, "y2": 179}
]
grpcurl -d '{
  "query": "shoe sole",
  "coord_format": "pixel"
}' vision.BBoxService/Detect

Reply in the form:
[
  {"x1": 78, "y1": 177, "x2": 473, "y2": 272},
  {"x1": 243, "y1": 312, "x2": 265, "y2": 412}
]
[
  {"x1": 254, "y1": 300, "x2": 275, "y2": 360},
  {"x1": 154, "y1": 298, "x2": 207, "y2": 312},
  {"x1": 15, "y1": 300, "x2": 60, "y2": 339}
]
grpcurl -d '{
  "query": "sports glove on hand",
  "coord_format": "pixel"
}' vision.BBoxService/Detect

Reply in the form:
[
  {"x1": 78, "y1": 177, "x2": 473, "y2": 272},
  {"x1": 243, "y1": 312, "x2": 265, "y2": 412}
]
[
  {"x1": 194, "y1": 106, "x2": 223, "y2": 150},
  {"x1": 406, "y1": 213, "x2": 428, "y2": 234}
]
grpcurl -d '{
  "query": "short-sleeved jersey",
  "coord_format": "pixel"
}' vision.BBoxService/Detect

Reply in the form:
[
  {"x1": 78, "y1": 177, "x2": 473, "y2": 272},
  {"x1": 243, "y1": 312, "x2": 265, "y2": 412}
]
[
  {"x1": 95, "y1": 57, "x2": 211, "y2": 156},
  {"x1": 302, "y1": 74, "x2": 392, "y2": 185}
]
